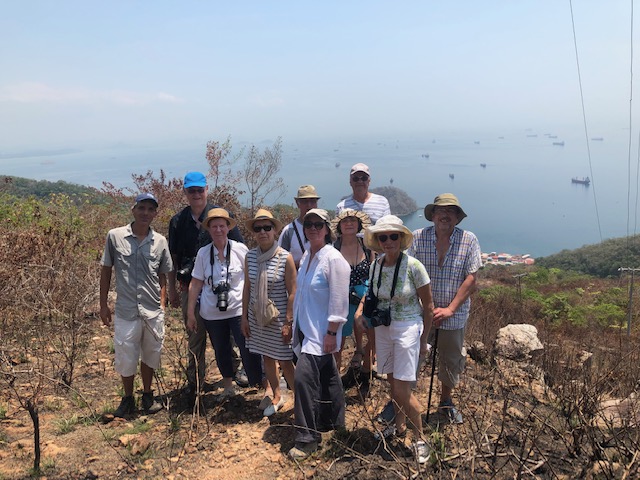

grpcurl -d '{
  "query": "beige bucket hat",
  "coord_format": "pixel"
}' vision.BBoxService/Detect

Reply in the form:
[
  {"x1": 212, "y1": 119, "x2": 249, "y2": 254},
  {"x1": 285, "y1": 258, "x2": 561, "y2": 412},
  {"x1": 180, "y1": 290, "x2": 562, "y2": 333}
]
[
  {"x1": 364, "y1": 215, "x2": 414, "y2": 253},
  {"x1": 424, "y1": 193, "x2": 467, "y2": 224}
]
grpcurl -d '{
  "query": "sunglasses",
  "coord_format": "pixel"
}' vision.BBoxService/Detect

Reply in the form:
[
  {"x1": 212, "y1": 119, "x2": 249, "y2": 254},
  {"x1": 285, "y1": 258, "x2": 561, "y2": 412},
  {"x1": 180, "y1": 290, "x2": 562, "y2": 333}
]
[
  {"x1": 351, "y1": 175, "x2": 369, "y2": 182},
  {"x1": 378, "y1": 233, "x2": 401, "y2": 243},
  {"x1": 303, "y1": 221, "x2": 325, "y2": 230},
  {"x1": 252, "y1": 225, "x2": 273, "y2": 232},
  {"x1": 186, "y1": 187, "x2": 205, "y2": 194}
]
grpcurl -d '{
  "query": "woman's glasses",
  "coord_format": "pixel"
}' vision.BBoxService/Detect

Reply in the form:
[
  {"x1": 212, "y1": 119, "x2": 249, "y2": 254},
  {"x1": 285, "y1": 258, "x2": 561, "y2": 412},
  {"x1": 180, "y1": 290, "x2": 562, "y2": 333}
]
[
  {"x1": 378, "y1": 233, "x2": 401, "y2": 243},
  {"x1": 252, "y1": 225, "x2": 273, "y2": 232},
  {"x1": 303, "y1": 221, "x2": 325, "y2": 230}
]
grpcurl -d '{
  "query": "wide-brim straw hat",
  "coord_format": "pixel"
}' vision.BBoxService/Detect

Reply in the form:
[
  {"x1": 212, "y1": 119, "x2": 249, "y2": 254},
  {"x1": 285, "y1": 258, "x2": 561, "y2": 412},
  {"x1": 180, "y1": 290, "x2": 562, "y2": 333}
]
[
  {"x1": 424, "y1": 193, "x2": 467, "y2": 224},
  {"x1": 204, "y1": 208, "x2": 237, "y2": 229},
  {"x1": 244, "y1": 208, "x2": 283, "y2": 233},
  {"x1": 364, "y1": 215, "x2": 413, "y2": 253},
  {"x1": 330, "y1": 209, "x2": 372, "y2": 237}
]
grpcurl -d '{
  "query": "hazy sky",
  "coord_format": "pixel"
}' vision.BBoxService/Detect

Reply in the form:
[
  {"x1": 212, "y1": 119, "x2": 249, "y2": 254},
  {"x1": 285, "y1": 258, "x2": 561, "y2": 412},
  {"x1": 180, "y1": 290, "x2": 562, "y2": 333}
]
[{"x1": 0, "y1": 1, "x2": 637, "y2": 149}]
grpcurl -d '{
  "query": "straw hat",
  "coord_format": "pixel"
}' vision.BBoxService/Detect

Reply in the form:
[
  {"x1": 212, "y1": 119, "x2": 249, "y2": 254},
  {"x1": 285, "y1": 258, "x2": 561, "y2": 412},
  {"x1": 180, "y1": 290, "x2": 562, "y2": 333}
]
[
  {"x1": 364, "y1": 215, "x2": 414, "y2": 253},
  {"x1": 244, "y1": 208, "x2": 283, "y2": 233},
  {"x1": 294, "y1": 185, "x2": 321, "y2": 199},
  {"x1": 204, "y1": 208, "x2": 237, "y2": 229},
  {"x1": 330, "y1": 209, "x2": 372, "y2": 236},
  {"x1": 423, "y1": 193, "x2": 467, "y2": 224}
]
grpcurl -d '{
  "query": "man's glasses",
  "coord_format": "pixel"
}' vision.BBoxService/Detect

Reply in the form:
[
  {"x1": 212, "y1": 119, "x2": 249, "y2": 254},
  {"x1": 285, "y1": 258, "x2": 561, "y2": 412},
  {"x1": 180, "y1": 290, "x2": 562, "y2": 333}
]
[
  {"x1": 187, "y1": 187, "x2": 205, "y2": 194},
  {"x1": 378, "y1": 233, "x2": 401, "y2": 243},
  {"x1": 252, "y1": 225, "x2": 273, "y2": 232},
  {"x1": 303, "y1": 221, "x2": 325, "y2": 230},
  {"x1": 351, "y1": 175, "x2": 369, "y2": 182},
  {"x1": 433, "y1": 206, "x2": 459, "y2": 215}
]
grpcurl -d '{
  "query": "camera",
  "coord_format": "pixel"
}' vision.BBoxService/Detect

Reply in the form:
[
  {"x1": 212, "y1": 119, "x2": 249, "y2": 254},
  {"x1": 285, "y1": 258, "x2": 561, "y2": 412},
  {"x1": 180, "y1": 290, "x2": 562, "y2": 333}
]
[
  {"x1": 349, "y1": 287, "x2": 363, "y2": 306},
  {"x1": 214, "y1": 282, "x2": 230, "y2": 311},
  {"x1": 176, "y1": 257, "x2": 195, "y2": 283},
  {"x1": 369, "y1": 307, "x2": 392, "y2": 328}
]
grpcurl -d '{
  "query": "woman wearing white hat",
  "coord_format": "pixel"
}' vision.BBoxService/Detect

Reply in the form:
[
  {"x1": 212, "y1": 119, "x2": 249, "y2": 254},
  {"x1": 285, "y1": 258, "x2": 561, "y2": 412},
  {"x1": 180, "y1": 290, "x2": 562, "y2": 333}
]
[{"x1": 362, "y1": 215, "x2": 434, "y2": 464}]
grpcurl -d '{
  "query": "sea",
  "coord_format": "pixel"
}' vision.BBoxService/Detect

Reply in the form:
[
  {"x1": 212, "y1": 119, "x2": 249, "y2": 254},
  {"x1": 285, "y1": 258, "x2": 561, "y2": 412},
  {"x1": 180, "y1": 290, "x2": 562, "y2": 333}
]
[{"x1": 2, "y1": 129, "x2": 636, "y2": 258}]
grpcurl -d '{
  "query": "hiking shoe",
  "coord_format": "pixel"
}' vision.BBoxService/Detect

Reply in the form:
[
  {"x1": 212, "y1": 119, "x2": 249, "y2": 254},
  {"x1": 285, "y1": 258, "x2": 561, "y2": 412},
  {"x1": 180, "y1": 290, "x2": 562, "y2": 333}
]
[
  {"x1": 412, "y1": 440, "x2": 430, "y2": 464},
  {"x1": 340, "y1": 367, "x2": 359, "y2": 389},
  {"x1": 235, "y1": 368, "x2": 249, "y2": 388},
  {"x1": 373, "y1": 423, "x2": 406, "y2": 440},
  {"x1": 376, "y1": 400, "x2": 396, "y2": 424},
  {"x1": 141, "y1": 392, "x2": 162, "y2": 414},
  {"x1": 438, "y1": 399, "x2": 463, "y2": 424},
  {"x1": 219, "y1": 385, "x2": 239, "y2": 400},
  {"x1": 357, "y1": 371, "x2": 371, "y2": 398},
  {"x1": 113, "y1": 395, "x2": 135, "y2": 418},
  {"x1": 288, "y1": 441, "x2": 318, "y2": 460}
]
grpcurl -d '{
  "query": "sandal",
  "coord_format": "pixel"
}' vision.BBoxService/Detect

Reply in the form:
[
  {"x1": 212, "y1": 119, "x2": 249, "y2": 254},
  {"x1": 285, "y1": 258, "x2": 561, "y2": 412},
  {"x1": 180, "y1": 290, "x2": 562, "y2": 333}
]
[{"x1": 350, "y1": 350, "x2": 364, "y2": 369}]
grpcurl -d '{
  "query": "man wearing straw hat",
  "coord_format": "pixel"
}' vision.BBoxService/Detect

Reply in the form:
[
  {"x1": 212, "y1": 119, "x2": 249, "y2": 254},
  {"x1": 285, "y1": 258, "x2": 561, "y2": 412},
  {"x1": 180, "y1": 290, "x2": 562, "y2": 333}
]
[
  {"x1": 408, "y1": 193, "x2": 482, "y2": 424},
  {"x1": 278, "y1": 185, "x2": 320, "y2": 268}
]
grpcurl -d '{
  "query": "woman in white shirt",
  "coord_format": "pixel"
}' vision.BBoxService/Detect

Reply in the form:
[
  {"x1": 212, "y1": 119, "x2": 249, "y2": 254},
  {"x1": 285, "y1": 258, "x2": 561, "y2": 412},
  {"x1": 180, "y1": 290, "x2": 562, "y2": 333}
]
[{"x1": 187, "y1": 208, "x2": 262, "y2": 398}]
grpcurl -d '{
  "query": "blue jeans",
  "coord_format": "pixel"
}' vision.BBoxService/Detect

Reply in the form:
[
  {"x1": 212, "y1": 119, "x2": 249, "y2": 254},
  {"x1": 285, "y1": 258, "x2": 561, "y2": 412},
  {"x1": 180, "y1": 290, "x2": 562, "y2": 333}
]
[{"x1": 203, "y1": 315, "x2": 263, "y2": 386}]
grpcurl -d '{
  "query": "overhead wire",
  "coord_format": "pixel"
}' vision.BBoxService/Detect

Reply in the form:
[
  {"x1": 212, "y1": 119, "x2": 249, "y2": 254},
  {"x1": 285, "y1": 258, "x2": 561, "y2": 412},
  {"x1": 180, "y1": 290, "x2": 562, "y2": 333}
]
[{"x1": 569, "y1": 0, "x2": 603, "y2": 243}]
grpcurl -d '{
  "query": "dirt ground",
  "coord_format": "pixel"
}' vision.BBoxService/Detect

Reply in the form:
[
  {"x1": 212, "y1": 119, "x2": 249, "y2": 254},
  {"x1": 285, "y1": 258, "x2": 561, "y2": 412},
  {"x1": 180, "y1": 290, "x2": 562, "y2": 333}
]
[{"x1": 0, "y1": 307, "x2": 609, "y2": 480}]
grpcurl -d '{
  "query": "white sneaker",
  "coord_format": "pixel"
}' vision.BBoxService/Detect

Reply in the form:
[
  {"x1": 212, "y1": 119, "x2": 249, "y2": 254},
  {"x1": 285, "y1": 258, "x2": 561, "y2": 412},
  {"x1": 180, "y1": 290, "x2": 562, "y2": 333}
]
[
  {"x1": 412, "y1": 440, "x2": 430, "y2": 464},
  {"x1": 219, "y1": 385, "x2": 239, "y2": 399}
]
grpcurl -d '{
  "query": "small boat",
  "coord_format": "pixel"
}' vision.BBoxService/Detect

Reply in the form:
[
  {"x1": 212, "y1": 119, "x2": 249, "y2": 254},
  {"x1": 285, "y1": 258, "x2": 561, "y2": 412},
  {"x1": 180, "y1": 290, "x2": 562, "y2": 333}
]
[
  {"x1": 526, "y1": 134, "x2": 538, "y2": 138},
  {"x1": 591, "y1": 137, "x2": 604, "y2": 141},
  {"x1": 474, "y1": 141, "x2": 480, "y2": 144},
  {"x1": 552, "y1": 141, "x2": 565, "y2": 146},
  {"x1": 421, "y1": 153, "x2": 430, "y2": 158},
  {"x1": 480, "y1": 163, "x2": 487, "y2": 168},
  {"x1": 549, "y1": 135, "x2": 558, "y2": 139},
  {"x1": 571, "y1": 177, "x2": 590, "y2": 185},
  {"x1": 335, "y1": 162, "x2": 340, "y2": 168},
  {"x1": 449, "y1": 173, "x2": 455, "y2": 179}
]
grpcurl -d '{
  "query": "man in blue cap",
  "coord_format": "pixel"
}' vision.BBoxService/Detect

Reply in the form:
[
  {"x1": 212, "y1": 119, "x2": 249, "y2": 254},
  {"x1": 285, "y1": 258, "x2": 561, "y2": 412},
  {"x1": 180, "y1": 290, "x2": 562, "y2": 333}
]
[
  {"x1": 100, "y1": 193, "x2": 173, "y2": 417},
  {"x1": 168, "y1": 172, "x2": 244, "y2": 404}
]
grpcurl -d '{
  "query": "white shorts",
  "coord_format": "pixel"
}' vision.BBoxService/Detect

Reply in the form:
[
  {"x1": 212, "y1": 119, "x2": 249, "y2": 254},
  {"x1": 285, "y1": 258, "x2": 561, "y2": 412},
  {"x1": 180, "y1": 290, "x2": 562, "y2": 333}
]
[
  {"x1": 114, "y1": 313, "x2": 164, "y2": 377},
  {"x1": 375, "y1": 321, "x2": 423, "y2": 382}
]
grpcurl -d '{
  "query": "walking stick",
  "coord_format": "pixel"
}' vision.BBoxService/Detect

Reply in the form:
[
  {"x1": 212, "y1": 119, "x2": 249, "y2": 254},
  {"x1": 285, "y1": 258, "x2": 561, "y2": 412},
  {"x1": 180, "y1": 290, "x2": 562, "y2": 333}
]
[{"x1": 425, "y1": 328, "x2": 439, "y2": 425}]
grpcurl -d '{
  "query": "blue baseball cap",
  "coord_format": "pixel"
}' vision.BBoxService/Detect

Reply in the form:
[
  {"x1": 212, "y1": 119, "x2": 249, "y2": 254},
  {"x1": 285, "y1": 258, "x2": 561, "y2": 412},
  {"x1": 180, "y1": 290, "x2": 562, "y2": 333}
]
[
  {"x1": 134, "y1": 192, "x2": 158, "y2": 207},
  {"x1": 184, "y1": 171, "x2": 207, "y2": 188}
]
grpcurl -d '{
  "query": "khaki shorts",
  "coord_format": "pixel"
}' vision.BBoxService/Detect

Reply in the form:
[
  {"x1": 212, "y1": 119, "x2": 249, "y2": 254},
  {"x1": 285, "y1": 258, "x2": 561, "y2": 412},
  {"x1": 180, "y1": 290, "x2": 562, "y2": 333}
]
[
  {"x1": 114, "y1": 313, "x2": 164, "y2": 377},
  {"x1": 437, "y1": 327, "x2": 466, "y2": 389}
]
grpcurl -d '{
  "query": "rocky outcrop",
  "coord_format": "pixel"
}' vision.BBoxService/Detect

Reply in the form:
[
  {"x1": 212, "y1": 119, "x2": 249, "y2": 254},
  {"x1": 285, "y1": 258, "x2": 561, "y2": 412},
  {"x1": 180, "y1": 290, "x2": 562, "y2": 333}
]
[{"x1": 493, "y1": 324, "x2": 544, "y2": 360}]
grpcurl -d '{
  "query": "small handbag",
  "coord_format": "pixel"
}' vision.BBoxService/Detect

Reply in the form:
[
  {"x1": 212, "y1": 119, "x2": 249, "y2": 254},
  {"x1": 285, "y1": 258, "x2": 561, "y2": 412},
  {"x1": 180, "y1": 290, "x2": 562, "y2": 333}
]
[{"x1": 253, "y1": 250, "x2": 283, "y2": 327}]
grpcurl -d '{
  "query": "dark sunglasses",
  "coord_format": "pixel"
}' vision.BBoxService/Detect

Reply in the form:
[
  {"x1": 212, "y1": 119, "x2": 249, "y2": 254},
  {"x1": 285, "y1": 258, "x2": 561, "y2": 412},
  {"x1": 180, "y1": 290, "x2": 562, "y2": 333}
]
[
  {"x1": 252, "y1": 225, "x2": 274, "y2": 232},
  {"x1": 378, "y1": 233, "x2": 401, "y2": 243},
  {"x1": 186, "y1": 187, "x2": 205, "y2": 194},
  {"x1": 351, "y1": 175, "x2": 369, "y2": 182},
  {"x1": 303, "y1": 221, "x2": 325, "y2": 230}
]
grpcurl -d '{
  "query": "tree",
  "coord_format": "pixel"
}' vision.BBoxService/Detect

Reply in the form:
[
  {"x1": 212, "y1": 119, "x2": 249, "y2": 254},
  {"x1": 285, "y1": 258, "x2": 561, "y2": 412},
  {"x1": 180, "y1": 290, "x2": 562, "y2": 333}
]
[{"x1": 242, "y1": 137, "x2": 285, "y2": 215}]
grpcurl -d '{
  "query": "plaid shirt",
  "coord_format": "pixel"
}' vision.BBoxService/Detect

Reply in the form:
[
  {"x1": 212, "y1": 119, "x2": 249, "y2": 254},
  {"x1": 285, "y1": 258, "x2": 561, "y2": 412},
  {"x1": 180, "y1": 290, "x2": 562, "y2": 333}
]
[{"x1": 408, "y1": 226, "x2": 482, "y2": 330}]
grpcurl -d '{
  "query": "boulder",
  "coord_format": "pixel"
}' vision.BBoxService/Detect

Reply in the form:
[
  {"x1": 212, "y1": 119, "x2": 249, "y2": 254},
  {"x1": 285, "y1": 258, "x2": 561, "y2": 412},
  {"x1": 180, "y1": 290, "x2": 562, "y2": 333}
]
[{"x1": 494, "y1": 324, "x2": 544, "y2": 360}]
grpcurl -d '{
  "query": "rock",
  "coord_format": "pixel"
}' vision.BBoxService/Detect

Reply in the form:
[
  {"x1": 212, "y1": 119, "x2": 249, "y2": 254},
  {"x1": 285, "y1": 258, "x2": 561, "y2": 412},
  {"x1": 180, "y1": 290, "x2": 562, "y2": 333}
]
[
  {"x1": 494, "y1": 324, "x2": 543, "y2": 360},
  {"x1": 130, "y1": 437, "x2": 150, "y2": 455},
  {"x1": 118, "y1": 433, "x2": 138, "y2": 446},
  {"x1": 467, "y1": 341, "x2": 489, "y2": 364}
]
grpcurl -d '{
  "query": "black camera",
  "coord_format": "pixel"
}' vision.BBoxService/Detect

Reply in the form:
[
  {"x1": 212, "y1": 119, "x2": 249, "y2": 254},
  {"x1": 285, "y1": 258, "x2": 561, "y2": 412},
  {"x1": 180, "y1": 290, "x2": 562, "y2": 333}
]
[
  {"x1": 369, "y1": 307, "x2": 391, "y2": 328},
  {"x1": 214, "y1": 282, "x2": 230, "y2": 311},
  {"x1": 349, "y1": 287, "x2": 363, "y2": 306},
  {"x1": 176, "y1": 257, "x2": 195, "y2": 283}
]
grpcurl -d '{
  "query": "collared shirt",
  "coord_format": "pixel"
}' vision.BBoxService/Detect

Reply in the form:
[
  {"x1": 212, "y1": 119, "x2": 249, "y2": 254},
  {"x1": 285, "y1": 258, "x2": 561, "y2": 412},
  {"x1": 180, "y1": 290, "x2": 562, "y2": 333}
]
[
  {"x1": 278, "y1": 218, "x2": 308, "y2": 265},
  {"x1": 336, "y1": 193, "x2": 390, "y2": 224},
  {"x1": 191, "y1": 239, "x2": 248, "y2": 320},
  {"x1": 293, "y1": 244, "x2": 350, "y2": 356},
  {"x1": 369, "y1": 253, "x2": 430, "y2": 324},
  {"x1": 408, "y1": 226, "x2": 482, "y2": 330},
  {"x1": 101, "y1": 223, "x2": 173, "y2": 320}
]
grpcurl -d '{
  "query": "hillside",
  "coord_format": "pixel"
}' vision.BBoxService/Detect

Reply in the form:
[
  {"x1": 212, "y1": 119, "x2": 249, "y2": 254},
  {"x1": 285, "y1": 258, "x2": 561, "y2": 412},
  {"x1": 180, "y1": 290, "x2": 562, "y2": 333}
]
[
  {"x1": 370, "y1": 185, "x2": 418, "y2": 216},
  {"x1": 0, "y1": 175, "x2": 102, "y2": 201},
  {"x1": 537, "y1": 234, "x2": 640, "y2": 277}
]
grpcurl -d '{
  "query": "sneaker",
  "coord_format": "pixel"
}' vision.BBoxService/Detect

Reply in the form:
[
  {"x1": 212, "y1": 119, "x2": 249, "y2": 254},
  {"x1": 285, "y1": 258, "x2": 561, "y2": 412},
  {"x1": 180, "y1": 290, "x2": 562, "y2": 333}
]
[
  {"x1": 288, "y1": 441, "x2": 318, "y2": 460},
  {"x1": 263, "y1": 397, "x2": 285, "y2": 417},
  {"x1": 438, "y1": 399, "x2": 463, "y2": 424},
  {"x1": 376, "y1": 400, "x2": 396, "y2": 424},
  {"x1": 235, "y1": 368, "x2": 249, "y2": 388},
  {"x1": 113, "y1": 395, "x2": 135, "y2": 418},
  {"x1": 412, "y1": 440, "x2": 430, "y2": 464},
  {"x1": 141, "y1": 392, "x2": 162, "y2": 414},
  {"x1": 219, "y1": 385, "x2": 239, "y2": 400},
  {"x1": 373, "y1": 423, "x2": 406, "y2": 440}
]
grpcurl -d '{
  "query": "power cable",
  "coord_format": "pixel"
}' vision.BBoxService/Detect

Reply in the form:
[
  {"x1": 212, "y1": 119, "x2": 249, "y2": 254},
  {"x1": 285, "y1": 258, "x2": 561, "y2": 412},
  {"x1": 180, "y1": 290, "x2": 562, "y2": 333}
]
[{"x1": 569, "y1": 0, "x2": 603, "y2": 242}]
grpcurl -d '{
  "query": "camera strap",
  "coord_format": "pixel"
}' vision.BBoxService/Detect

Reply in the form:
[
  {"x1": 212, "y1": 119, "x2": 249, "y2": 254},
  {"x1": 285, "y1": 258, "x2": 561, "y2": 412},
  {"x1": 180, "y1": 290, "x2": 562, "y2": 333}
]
[
  {"x1": 209, "y1": 241, "x2": 231, "y2": 294},
  {"x1": 376, "y1": 252, "x2": 403, "y2": 301}
]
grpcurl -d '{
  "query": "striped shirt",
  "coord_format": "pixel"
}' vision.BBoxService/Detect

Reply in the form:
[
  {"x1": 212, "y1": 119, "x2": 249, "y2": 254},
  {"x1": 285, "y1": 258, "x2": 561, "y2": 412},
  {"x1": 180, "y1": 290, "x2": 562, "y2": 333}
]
[
  {"x1": 336, "y1": 193, "x2": 390, "y2": 224},
  {"x1": 245, "y1": 247, "x2": 293, "y2": 361},
  {"x1": 407, "y1": 226, "x2": 482, "y2": 330}
]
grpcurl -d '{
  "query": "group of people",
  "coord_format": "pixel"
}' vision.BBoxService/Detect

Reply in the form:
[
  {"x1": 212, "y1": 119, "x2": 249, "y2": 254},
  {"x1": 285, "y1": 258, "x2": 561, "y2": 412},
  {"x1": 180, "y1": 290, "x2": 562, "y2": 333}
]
[{"x1": 98, "y1": 162, "x2": 482, "y2": 465}]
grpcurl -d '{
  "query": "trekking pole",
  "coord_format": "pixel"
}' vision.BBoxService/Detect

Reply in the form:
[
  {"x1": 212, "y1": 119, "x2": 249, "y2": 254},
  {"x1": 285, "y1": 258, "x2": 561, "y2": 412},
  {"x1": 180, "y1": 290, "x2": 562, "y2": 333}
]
[{"x1": 425, "y1": 328, "x2": 439, "y2": 425}]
